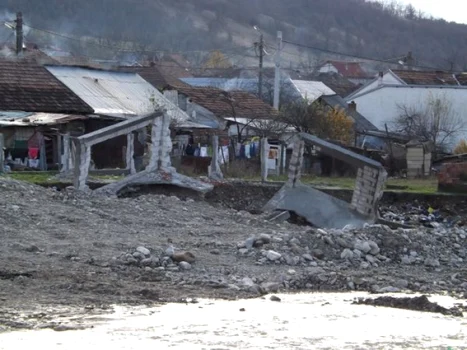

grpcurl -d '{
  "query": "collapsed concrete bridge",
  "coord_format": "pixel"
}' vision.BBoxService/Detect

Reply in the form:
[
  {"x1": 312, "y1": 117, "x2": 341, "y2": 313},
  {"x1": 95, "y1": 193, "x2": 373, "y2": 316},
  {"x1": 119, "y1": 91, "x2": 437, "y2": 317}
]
[
  {"x1": 263, "y1": 133, "x2": 388, "y2": 229},
  {"x1": 69, "y1": 111, "x2": 213, "y2": 195}
]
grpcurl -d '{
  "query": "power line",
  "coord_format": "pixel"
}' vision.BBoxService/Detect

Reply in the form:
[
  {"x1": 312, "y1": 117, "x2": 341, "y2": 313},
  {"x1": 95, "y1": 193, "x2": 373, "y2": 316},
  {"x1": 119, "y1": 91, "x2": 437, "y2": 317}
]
[
  {"x1": 21, "y1": 23, "x2": 253, "y2": 57},
  {"x1": 282, "y1": 39, "x2": 446, "y2": 71}
]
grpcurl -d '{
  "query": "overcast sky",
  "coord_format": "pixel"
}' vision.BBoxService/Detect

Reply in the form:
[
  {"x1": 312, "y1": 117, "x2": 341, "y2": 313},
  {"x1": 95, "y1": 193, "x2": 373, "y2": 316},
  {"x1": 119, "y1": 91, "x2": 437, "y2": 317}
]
[{"x1": 396, "y1": 0, "x2": 467, "y2": 24}]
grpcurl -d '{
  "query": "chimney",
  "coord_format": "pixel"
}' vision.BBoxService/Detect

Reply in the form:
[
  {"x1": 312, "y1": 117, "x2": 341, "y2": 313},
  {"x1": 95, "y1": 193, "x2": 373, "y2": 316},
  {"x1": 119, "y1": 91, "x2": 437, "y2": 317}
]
[
  {"x1": 378, "y1": 71, "x2": 383, "y2": 86},
  {"x1": 15, "y1": 12, "x2": 23, "y2": 56},
  {"x1": 348, "y1": 101, "x2": 357, "y2": 112}
]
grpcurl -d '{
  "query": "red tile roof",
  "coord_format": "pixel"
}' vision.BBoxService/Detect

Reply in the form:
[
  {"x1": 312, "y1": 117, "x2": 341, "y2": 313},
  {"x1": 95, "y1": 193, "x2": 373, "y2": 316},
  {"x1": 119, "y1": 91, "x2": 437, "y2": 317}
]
[
  {"x1": 392, "y1": 69, "x2": 460, "y2": 86},
  {"x1": 173, "y1": 86, "x2": 278, "y2": 119},
  {"x1": 0, "y1": 59, "x2": 93, "y2": 114},
  {"x1": 326, "y1": 61, "x2": 368, "y2": 79}
]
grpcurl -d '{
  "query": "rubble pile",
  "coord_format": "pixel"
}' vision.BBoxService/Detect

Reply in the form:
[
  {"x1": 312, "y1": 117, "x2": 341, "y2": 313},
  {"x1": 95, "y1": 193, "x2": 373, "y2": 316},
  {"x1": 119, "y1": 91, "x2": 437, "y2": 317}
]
[
  {"x1": 235, "y1": 224, "x2": 467, "y2": 293},
  {"x1": 380, "y1": 203, "x2": 466, "y2": 228},
  {"x1": 1, "y1": 176, "x2": 467, "y2": 320}
]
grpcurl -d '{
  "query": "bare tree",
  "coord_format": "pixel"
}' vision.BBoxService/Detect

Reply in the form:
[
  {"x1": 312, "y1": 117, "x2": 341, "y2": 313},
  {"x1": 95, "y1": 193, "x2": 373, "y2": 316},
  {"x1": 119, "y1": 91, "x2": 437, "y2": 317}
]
[{"x1": 392, "y1": 94, "x2": 466, "y2": 153}]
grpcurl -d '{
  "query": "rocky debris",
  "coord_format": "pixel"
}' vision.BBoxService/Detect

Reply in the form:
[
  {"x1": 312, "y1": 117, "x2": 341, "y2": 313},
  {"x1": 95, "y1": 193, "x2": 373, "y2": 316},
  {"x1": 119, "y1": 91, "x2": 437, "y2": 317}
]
[
  {"x1": 172, "y1": 252, "x2": 196, "y2": 264},
  {"x1": 266, "y1": 250, "x2": 282, "y2": 261},
  {"x1": 1, "y1": 176, "x2": 467, "y2": 329},
  {"x1": 353, "y1": 295, "x2": 464, "y2": 317},
  {"x1": 270, "y1": 295, "x2": 281, "y2": 302},
  {"x1": 136, "y1": 246, "x2": 151, "y2": 256}
]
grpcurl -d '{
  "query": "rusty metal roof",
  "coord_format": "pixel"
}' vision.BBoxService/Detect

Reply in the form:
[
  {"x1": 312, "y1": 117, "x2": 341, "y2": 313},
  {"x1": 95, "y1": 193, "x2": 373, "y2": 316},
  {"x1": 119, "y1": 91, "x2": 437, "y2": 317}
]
[
  {"x1": 173, "y1": 86, "x2": 278, "y2": 119},
  {"x1": 391, "y1": 69, "x2": 460, "y2": 86},
  {"x1": 0, "y1": 59, "x2": 93, "y2": 114}
]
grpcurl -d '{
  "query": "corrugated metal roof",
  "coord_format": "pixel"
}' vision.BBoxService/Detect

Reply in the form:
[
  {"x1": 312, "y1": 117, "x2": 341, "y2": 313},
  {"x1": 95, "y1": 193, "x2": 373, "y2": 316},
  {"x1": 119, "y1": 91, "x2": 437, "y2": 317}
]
[
  {"x1": 290, "y1": 80, "x2": 335, "y2": 102},
  {"x1": 181, "y1": 78, "x2": 259, "y2": 92},
  {"x1": 45, "y1": 66, "x2": 189, "y2": 121},
  {"x1": 0, "y1": 112, "x2": 87, "y2": 126}
]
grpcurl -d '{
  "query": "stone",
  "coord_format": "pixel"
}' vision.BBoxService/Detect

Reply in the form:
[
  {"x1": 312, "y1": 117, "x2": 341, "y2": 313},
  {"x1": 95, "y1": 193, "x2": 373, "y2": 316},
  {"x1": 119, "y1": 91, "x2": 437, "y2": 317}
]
[
  {"x1": 424, "y1": 258, "x2": 440, "y2": 267},
  {"x1": 285, "y1": 256, "x2": 300, "y2": 266},
  {"x1": 165, "y1": 246, "x2": 175, "y2": 257},
  {"x1": 368, "y1": 241, "x2": 380, "y2": 255},
  {"x1": 238, "y1": 248, "x2": 249, "y2": 256},
  {"x1": 242, "y1": 277, "x2": 256, "y2": 287},
  {"x1": 261, "y1": 282, "x2": 281, "y2": 293},
  {"x1": 377, "y1": 286, "x2": 400, "y2": 293},
  {"x1": 270, "y1": 295, "x2": 281, "y2": 302},
  {"x1": 353, "y1": 249, "x2": 362, "y2": 259},
  {"x1": 394, "y1": 279, "x2": 409, "y2": 289},
  {"x1": 323, "y1": 236, "x2": 335, "y2": 246},
  {"x1": 210, "y1": 249, "x2": 220, "y2": 255},
  {"x1": 132, "y1": 252, "x2": 145, "y2": 260},
  {"x1": 401, "y1": 255, "x2": 414, "y2": 265},
  {"x1": 340, "y1": 248, "x2": 354, "y2": 260},
  {"x1": 302, "y1": 253, "x2": 314, "y2": 261},
  {"x1": 365, "y1": 255, "x2": 377, "y2": 264},
  {"x1": 140, "y1": 257, "x2": 156, "y2": 267},
  {"x1": 317, "y1": 228, "x2": 328, "y2": 235},
  {"x1": 354, "y1": 241, "x2": 372, "y2": 254},
  {"x1": 312, "y1": 249, "x2": 325, "y2": 260},
  {"x1": 287, "y1": 269, "x2": 296, "y2": 275},
  {"x1": 245, "y1": 237, "x2": 256, "y2": 250},
  {"x1": 172, "y1": 251, "x2": 196, "y2": 263},
  {"x1": 258, "y1": 234, "x2": 272, "y2": 244},
  {"x1": 179, "y1": 261, "x2": 192, "y2": 270},
  {"x1": 136, "y1": 246, "x2": 150, "y2": 256},
  {"x1": 266, "y1": 250, "x2": 282, "y2": 261},
  {"x1": 336, "y1": 238, "x2": 353, "y2": 249}
]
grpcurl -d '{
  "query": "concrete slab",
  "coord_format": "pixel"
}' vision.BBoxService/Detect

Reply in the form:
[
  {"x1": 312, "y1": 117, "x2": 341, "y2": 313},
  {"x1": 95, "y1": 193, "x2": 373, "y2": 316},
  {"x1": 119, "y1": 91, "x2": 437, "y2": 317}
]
[
  {"x1": 263, "y1": 181, "x2": 372, "y2": 229},
  {"x1": 93, "y1": 169, "x2": 213, "y2": 196}
]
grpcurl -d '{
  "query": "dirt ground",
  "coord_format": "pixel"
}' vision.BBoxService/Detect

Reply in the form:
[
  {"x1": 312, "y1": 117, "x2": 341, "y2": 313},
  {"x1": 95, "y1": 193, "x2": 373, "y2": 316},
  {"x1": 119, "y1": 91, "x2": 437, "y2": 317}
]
[{"x1": 0, "y1": 178, "x2": 466, "y2": 332}]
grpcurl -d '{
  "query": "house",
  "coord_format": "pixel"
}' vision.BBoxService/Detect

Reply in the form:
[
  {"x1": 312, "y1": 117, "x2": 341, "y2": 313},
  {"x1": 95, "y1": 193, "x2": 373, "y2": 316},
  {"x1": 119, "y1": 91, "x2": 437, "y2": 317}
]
[
  {"x1": 44, "y1": 65, "x2": 193, "y2": 168},
  {"x1": 169, "y1": 85, "x2": 279, "y2": 137},
  {"x1": 317, "y1": 60, "x2": 373, "y2": 85},
  {"x1": 345, "y1": 69, "x2": 467, "y2": 150},
  {"x1": 0, "y1": 59, "x2": 93, "y2": 170},
  {"x1": 318, "y1": 95, "x2": 378, "y2": 133},
  {"x1": 289, "y1": 80, "x2": 336, "y2": 102}
]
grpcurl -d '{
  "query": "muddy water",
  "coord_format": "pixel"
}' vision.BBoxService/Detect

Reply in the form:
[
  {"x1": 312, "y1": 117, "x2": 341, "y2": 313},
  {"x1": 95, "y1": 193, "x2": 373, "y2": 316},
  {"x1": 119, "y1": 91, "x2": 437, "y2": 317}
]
[{"x1": 1, "y1": 293, "x2": 466, "y2": 349}]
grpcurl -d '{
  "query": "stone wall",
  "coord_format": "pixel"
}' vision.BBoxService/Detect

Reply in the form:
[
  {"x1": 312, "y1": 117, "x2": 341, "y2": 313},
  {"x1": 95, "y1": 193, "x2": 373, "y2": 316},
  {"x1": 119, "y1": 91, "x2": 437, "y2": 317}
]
[
  {"x1": 438, "y1": 162, "x2": 467, "y2": 193},
  {"x1": 350, "y1": 166, "x2": 387, "y2": 217}
]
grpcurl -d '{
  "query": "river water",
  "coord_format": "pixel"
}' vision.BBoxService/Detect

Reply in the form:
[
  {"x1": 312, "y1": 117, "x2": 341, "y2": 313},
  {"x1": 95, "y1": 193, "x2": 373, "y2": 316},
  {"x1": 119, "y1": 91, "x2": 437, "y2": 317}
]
[{"x1": 1, "y1": 292, "x2": 466, "y2": 349}]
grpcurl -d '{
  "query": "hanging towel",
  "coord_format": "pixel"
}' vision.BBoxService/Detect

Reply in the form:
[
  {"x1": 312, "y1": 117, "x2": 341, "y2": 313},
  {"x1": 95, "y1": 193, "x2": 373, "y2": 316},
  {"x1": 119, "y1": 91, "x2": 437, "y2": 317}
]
[
  {"x1": 28, "y1": 148, "x2": 39, "y2": 159},
  {"x1": 245, "y1": 144, "x2": 251, "y2": 159},
  {"x1": 200, "y1": 147, "x2": 208, "y2": 157}
]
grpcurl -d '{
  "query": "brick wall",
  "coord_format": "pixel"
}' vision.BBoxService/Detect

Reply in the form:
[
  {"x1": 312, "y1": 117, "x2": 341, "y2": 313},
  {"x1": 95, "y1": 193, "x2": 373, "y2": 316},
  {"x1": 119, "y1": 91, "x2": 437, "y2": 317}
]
[
  {"x1": 438, "y1": 162, "x2": 467, "y2": 193},
  {"x1": 350, "y1": 166, "x2": 387, "y2": 217}
]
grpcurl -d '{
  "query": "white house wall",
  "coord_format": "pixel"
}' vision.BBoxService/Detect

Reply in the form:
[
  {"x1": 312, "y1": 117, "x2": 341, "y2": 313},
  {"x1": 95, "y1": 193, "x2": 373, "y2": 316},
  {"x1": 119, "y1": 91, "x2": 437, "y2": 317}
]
[
  {"x1": 347, "y1": 71, "x2": 404, "y2": 99},
  {"x1": 349, "y1": 86, "x2": 467, "y2": 147}
]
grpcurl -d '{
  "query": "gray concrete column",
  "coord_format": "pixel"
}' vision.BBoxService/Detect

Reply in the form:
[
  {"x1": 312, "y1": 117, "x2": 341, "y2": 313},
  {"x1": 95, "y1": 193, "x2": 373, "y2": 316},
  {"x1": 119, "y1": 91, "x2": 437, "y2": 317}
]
[
  {"x1": 261, "y1": 138, "x2": 269, "y2": 182},
  {"x1": 287, "y1": 140, "x2": 305, "y2": 187},
  {"x1": 147, "y1": 112, "x2": 173, "y2": 172},
  {"x1": 126, "y1": 133, "x2": 136, "y2": 175},
  {"x1": 62, "y1": 133, "x2": 70, "y2": 172},
  {"x1": 208, "y1": 135, "x2": 223, "y2": 180},
  {"x1": 350, "y1": 166, "x2": 387, "y2": 217},
  {"x1": 73, "y1": 139, "x2": 91, "y2": 191}
]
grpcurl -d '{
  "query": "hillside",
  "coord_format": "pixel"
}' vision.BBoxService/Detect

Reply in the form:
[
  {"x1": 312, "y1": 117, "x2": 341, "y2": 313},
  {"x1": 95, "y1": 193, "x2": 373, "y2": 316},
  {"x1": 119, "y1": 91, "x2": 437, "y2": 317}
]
[{"x1": 1, "y1": 0, "x2": 467, "y2": 71}]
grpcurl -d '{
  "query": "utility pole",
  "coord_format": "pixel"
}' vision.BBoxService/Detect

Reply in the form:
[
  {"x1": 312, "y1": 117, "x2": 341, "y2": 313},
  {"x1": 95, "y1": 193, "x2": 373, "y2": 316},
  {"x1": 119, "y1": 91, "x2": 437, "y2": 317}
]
[
  {"x1": 258, "y1": 33, "x2": 264, "y2": 98},
  {"x1": 15, "y1": 12, "x2": 23, "y2": 56},
  {"x1": 273, "y1": 31, "x2": 283, "y2": 110}
]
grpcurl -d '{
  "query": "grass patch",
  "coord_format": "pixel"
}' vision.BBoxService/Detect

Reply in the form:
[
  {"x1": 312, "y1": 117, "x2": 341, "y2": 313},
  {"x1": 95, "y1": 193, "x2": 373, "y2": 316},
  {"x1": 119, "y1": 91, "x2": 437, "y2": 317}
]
[
  {"x1": 8, "y1": 171, "x2": 58, "y2": 184},
  {"x1": 235, "y1": 174, "x2": 438, "y2": 193}
]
